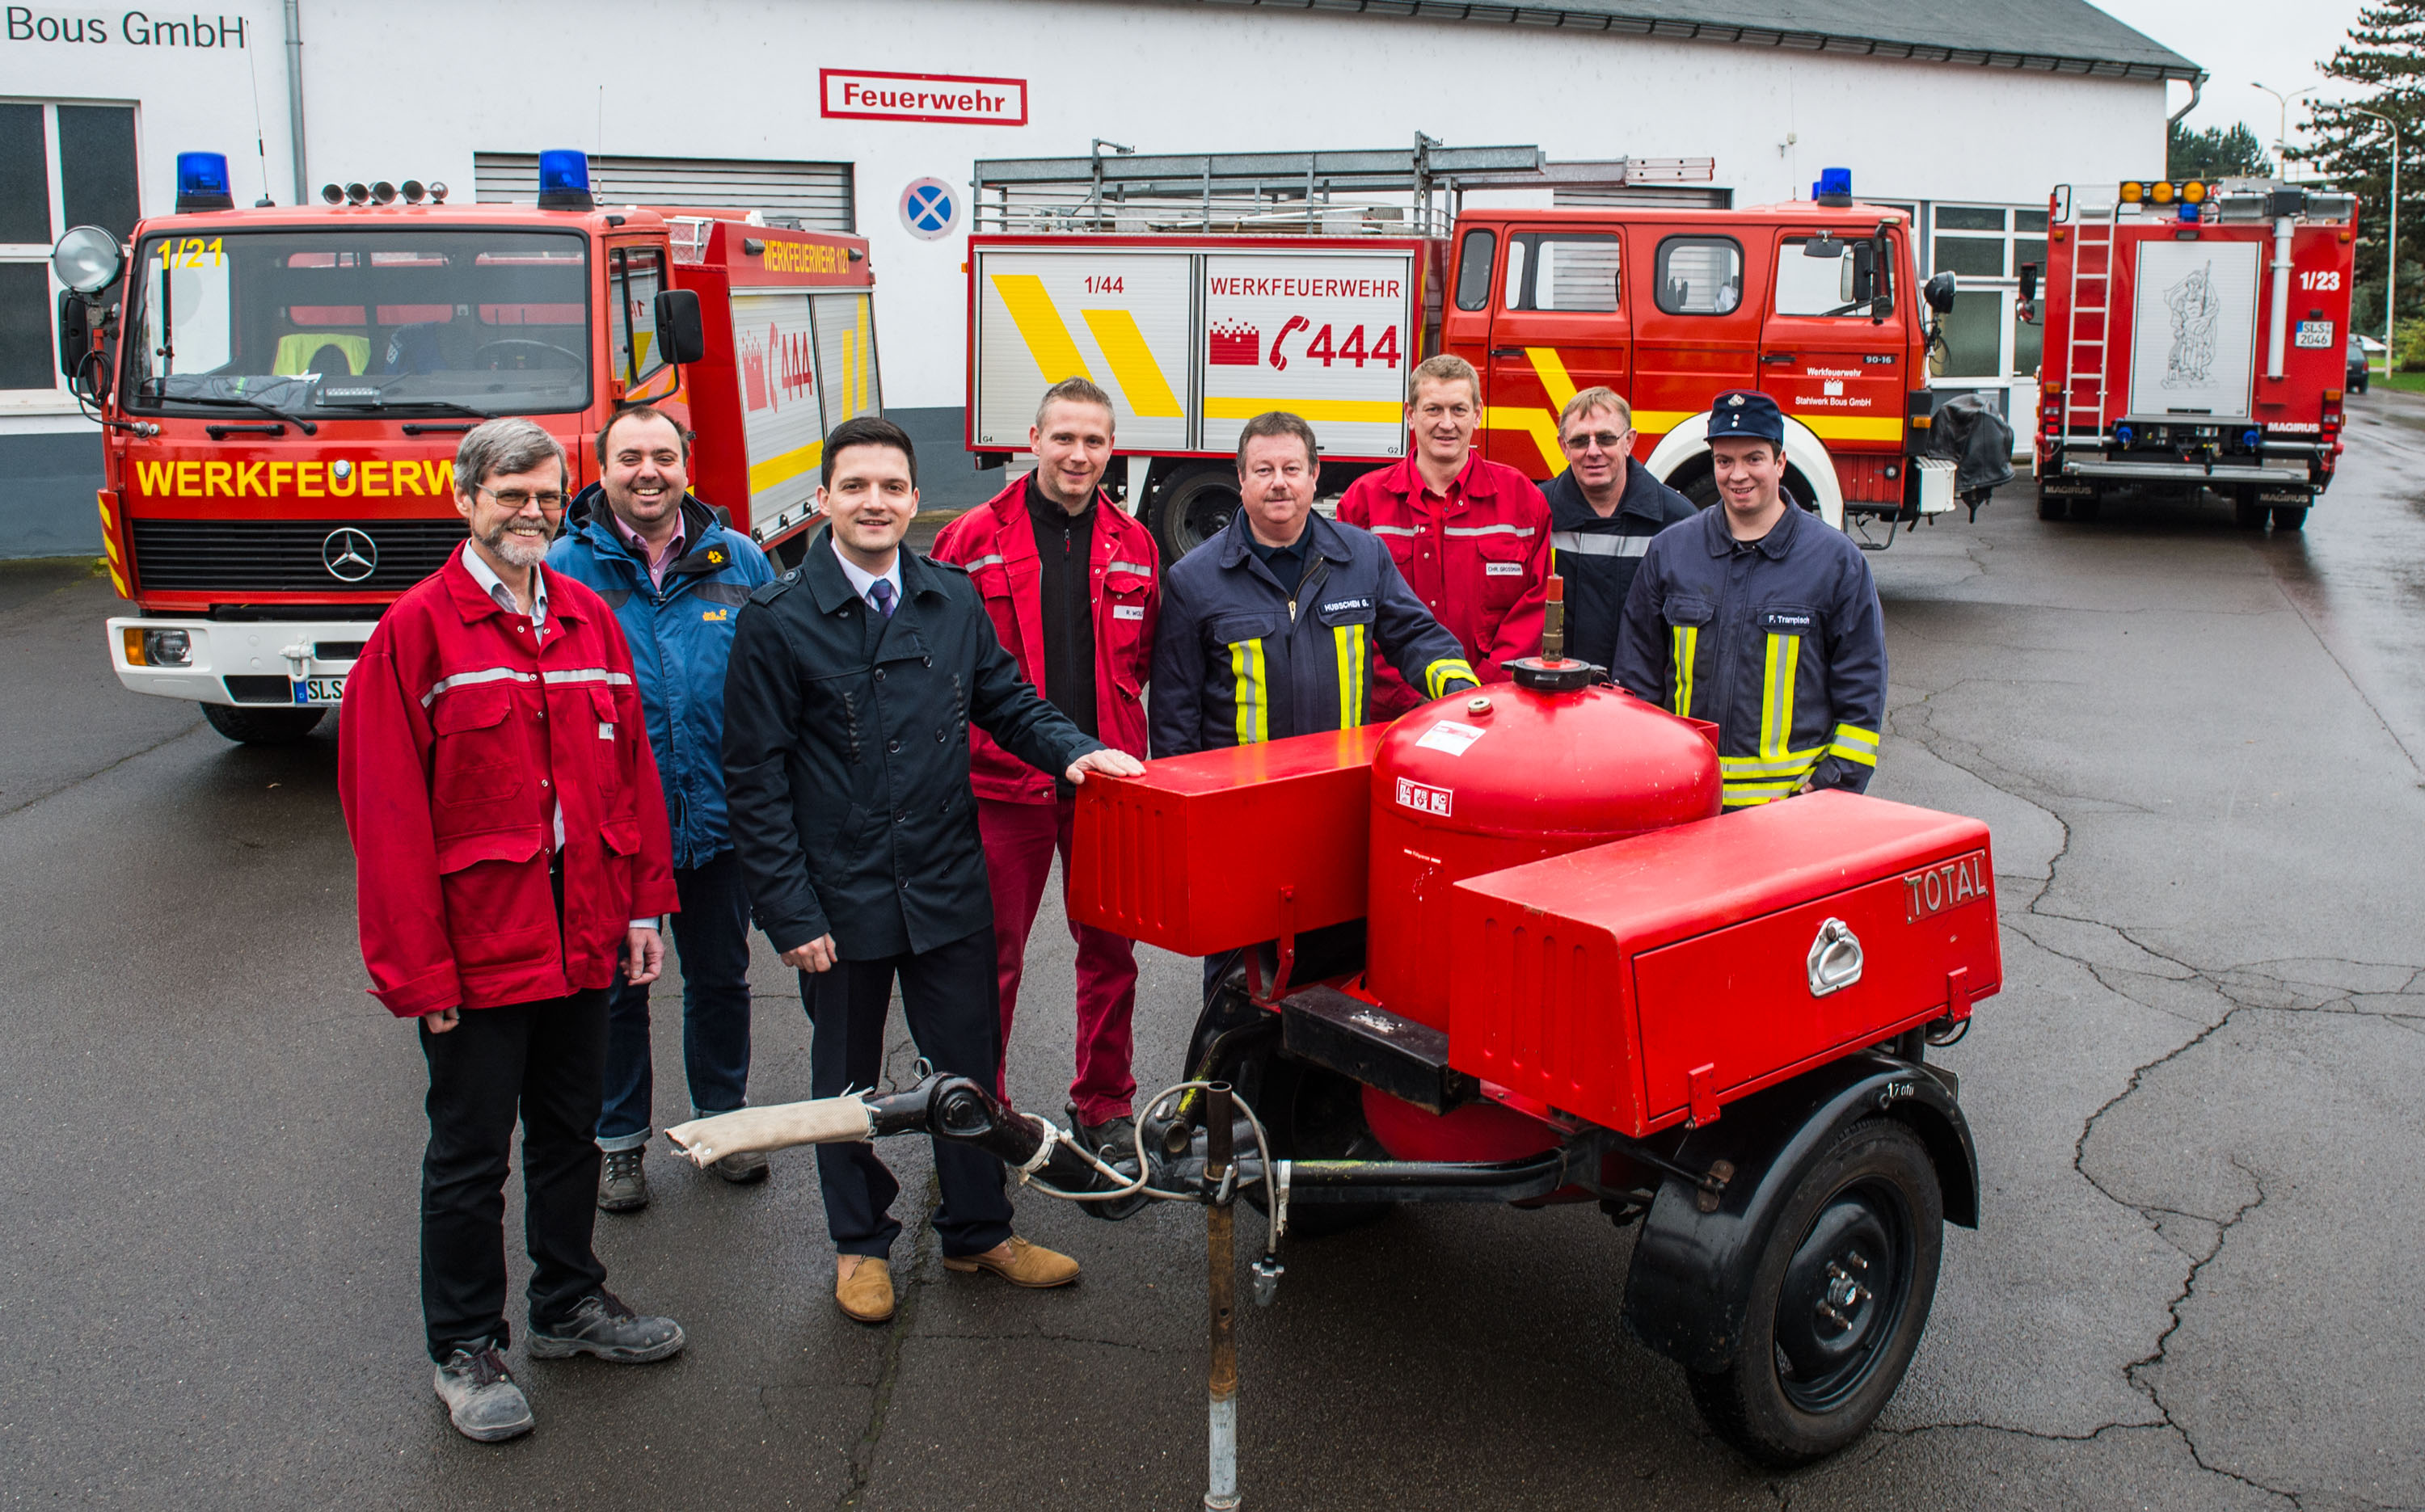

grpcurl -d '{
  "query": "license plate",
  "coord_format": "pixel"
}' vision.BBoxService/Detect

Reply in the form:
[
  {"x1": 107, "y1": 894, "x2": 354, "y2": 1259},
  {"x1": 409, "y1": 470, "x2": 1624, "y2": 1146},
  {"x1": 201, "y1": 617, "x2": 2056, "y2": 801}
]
[
  {"x1": 293, "y1": 675, "x2": 347, "y2": 705},
  {"x1": 2295, "y1": 319, "x2": 2333, "y2": 349}
]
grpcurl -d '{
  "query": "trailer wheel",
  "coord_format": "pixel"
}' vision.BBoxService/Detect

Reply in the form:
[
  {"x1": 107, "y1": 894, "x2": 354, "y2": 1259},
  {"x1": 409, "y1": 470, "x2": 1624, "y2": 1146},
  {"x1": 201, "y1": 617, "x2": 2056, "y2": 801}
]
[
  {"x1": 1686, "y1": 1118, "x2": 1942, "y2": 1468},
  {"x1": 200, "y1": 704, "x2": 327, "y2": 745},
  {"x1": 1246, "y1": 1056, "x2": 1396, "y2": 1238},
  {"x1": 1150, "y1": 463, "x2": 1241, "y2": 564},
  {"x1": 2233, "y1": 498, "x2": 2270, "y2": 529},
  {"x1": 2271, "y1": 505, "x2": 2309, "y2": 532}
]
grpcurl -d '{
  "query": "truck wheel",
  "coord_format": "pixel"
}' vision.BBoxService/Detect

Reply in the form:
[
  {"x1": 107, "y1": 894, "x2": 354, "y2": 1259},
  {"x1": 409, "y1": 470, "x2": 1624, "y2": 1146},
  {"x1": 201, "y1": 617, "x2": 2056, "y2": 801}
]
[
  {"x1": 1685, "y1": 1118, "x2": 1942, "y2": 1468},
  {"x1": 2233, "y1": 498, "x2": 2269, "y2": 529},
  {"x1": 1151, "y1": 463, "x2": 1241, "y2": 565},
  {"x1": 2271, "y1": 505, "x2": 2309, "y2": 532},
  {"x1": 1246, "y1": 1056, "x2": 1397, "y2": 1238},
  {"x1": 2035, "y1": 489, "x2": 2067, "y2": 520},
  {"x1": 200, "y1": 704, "x2": 327, "y2": 745}
]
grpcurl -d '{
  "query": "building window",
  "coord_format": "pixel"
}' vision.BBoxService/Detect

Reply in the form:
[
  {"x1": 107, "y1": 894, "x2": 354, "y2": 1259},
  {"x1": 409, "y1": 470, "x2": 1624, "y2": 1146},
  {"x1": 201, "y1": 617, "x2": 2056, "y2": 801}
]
[
  {"x1": 0, "y1": 102, "x2": 139, "y2": 400},
  {"x1": 1925, "y1": 203, "x2": 2055, "y2": 390}
]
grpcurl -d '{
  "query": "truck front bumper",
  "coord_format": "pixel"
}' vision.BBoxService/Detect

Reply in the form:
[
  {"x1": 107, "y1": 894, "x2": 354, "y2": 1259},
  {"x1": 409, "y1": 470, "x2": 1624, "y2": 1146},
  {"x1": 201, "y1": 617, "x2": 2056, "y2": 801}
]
[{"x1": 108, "y1": 616, "x2": 369, "y2": 708}]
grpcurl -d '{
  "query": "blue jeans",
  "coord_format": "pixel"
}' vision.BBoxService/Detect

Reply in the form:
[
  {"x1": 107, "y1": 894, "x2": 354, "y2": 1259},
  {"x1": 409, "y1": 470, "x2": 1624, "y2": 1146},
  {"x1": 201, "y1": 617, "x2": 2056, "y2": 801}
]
[{"x1": 597, "y1": 848, "x2": 753, "y2": 1152}]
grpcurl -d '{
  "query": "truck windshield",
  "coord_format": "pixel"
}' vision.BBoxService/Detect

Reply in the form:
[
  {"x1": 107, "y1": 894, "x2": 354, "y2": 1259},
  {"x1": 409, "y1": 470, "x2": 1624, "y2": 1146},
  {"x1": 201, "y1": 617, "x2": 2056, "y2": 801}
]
[{"x1": 121, "y1": 229, "x2": 591, "y2": 417}]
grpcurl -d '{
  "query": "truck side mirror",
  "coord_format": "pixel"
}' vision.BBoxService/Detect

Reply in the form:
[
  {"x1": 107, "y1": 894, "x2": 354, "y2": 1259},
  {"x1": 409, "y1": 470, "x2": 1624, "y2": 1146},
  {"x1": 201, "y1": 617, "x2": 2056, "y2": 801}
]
[
  {"x1": 654, "y1": 288, "x2": 707, "y2": 366},
  {"x1": 57, "y1": 290, "x2": 91, "y2": 387},
  {"x1": 1924, "y1": 272, "x2": 1957, "y2": 314},
  {"x1": 1848, "y1": 242, "x2": 1876, "y2": 304},
  {"x1": 2018, "y1": 263, "x2": 2040, "y2": 304}
]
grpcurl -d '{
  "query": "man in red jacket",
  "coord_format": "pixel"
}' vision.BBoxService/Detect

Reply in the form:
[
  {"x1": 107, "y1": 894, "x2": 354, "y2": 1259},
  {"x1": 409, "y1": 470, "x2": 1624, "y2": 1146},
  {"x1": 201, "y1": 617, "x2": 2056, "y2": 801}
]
[
  {"x1": 1338, "y1": 353, "x2": 1550, "y2": 718},
  {"x1": 932, "y1": 377, "x2": 1158, "y2": 1165},
  {"x1": 340, "y1": 417, "x2": 687, "y2": 1444}
]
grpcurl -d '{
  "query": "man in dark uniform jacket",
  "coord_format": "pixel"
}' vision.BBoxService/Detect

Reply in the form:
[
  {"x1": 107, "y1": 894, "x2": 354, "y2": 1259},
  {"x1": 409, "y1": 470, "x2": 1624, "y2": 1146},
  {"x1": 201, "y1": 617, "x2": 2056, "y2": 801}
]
[
  {"x1": 1544, "y1": 387, "x2": 1695, "y2": 672},
  {"x1": 722, "y1": 416, "x2": 1144, "y2": 1326}
]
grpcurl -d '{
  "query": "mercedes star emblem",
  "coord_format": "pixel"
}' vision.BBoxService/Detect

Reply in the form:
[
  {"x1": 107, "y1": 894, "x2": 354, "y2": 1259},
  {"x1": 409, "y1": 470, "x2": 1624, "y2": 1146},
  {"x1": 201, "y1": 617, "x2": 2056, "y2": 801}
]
[{"x1": 322, "y1": 527, "x2": 378, "y2": 582}]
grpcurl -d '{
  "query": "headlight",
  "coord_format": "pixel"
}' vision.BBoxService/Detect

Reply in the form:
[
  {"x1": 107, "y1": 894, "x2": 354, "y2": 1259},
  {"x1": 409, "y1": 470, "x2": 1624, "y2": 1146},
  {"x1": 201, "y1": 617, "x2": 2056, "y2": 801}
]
[
  {"x1": 51, "y1": 225, "x2": 124, "y2": 296},
  {"x1": 143, "y1": 628, "x2": 192, "y2": 666}
]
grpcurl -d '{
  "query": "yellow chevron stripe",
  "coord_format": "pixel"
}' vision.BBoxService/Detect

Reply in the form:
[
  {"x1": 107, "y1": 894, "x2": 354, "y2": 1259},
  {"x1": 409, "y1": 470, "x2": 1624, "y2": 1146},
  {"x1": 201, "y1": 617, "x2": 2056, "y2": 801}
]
[
  {"x1": 1080, "y1": 308, "x2": 1182, "y2": 419},
  {"x1": 991, "y1": 274, "x2": 1092, "y2": 384},
  {"x1": 1482, "y1": 406, "x2": 1565, "y2": 473},
  {"x1": 1525, "y1": 347, "x2": 1579, "y2": 410}
]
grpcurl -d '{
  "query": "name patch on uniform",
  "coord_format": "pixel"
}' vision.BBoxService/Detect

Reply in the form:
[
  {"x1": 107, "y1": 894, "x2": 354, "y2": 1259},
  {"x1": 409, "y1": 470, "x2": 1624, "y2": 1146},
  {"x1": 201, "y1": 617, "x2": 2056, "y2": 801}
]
[
  {"x1": 1394, "y1": 776, "x2": 1453, "y2": 816},
  {"x1": 598, "y1": 722, "x2": 615, "y2": 739},
  {"x1": 1484, "y1": 562, "x2": 1525, "y2": 577},
  {"x1": 1322, "y1": 597, "x2": 1372, "y2": 613},
  {"x1": 1761, "y1": 609, "x2": 1815, "y2": 633},
  {"x1": 1113, "y1": 604, "x2": 1145, "y2": 621}
]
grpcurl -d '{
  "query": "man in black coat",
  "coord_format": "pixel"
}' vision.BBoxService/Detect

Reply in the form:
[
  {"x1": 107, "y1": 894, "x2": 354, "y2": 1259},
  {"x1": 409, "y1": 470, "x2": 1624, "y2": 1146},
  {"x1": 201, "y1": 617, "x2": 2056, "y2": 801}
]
[
  {"x1": 1544, "y1": 387, "x2": 1696, "y2": 672},
  {"x1": 723, "y1": 416, "x2": 1143, "y2": 1325}
]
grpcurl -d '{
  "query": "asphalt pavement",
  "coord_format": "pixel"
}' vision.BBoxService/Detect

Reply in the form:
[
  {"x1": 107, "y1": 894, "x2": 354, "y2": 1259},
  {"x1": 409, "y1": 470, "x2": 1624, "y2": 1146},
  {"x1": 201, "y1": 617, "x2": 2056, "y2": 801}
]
[{"x1": 4, "y1": 403, "x2": 2423, "y2": 1510}]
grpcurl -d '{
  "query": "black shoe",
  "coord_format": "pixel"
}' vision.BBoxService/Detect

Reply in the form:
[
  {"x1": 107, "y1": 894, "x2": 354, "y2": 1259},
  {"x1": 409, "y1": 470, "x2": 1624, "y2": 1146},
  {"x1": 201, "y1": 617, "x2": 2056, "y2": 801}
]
[
  {"x1": 1075, "y1": 1110, "x2": 1142, "y2": 1177},
  {"x1": 528, "y1": 1291, "x2": 685, "y2": 1363},
  {"x1": 434, "y1": 1344, "x2": 534, "y2": 1443},
  {"x1": 711, "y1": 1148, "x2": 770, "y2": 1184},
  {"x1": 597, "y1": 1148, "x2": 649, "y2": 1212}
]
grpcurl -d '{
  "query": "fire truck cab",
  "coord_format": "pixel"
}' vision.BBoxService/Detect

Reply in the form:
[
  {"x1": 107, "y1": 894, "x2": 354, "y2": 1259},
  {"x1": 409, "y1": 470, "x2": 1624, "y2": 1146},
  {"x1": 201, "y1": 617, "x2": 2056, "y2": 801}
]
[
  {"x1": 56, "y1": 150, "x2": 881, "y2": 743},
  {"x1": 2031, "y1": 178, "x2": 2355, "y2": 529}
]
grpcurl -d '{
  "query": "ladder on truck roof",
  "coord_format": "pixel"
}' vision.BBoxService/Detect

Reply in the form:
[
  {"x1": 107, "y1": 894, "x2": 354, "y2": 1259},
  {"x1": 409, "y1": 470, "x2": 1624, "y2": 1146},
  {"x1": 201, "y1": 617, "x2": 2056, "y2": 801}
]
[
  {"x1": 2060, "y1": 195, "x2": 2119, "y2": 440},
  {"x1": 970, "y1": 134, "x2": 1715, "y2": 236}
]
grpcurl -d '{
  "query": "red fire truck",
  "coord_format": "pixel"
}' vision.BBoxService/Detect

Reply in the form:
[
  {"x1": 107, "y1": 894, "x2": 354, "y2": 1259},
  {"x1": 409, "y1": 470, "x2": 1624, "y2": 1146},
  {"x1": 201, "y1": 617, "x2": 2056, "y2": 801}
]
[
  {"x1": 2029, "y1": 177, "x2": 2355, "y2": 529},
  {"x1": 53, "y1": 149, "x2": 882, "y2": 743},
  {"x1": 964, "y1": 146, "x2": 1962, "y2": 561}
]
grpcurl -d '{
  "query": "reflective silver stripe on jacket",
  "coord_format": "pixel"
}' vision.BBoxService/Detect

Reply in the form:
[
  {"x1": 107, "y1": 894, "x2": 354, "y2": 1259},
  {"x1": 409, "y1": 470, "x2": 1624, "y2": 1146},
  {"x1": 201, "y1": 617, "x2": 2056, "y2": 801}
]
[
  {"x1": 961, "y1": 553, "x2": 1008, "y2": 571},
  {"x1": 542, "y1": 668, "x2": 635, "y2": 689},
  {"x1": 420, "y1": 667, "x2": 534, "y2": 706},
  {"x1": 1365, "y1": 524, "x2": 1420, "y2": 537},
  {"x1": 1550, "y1": 531, "x2": 1651, "y2": 558},
  {"x1": 1441, "y1": 523, "x2": 1537, "y2": 538},
  {"x1": 1106, "y1": 559, "x2": 1154, "y2": 576}
]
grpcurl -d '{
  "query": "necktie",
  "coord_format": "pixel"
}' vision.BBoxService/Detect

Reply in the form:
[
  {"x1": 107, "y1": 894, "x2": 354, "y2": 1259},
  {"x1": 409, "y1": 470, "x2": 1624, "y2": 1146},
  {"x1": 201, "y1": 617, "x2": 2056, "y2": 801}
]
[{"x1": 870, "y1": 579, "x2": 896, "y2": 617}]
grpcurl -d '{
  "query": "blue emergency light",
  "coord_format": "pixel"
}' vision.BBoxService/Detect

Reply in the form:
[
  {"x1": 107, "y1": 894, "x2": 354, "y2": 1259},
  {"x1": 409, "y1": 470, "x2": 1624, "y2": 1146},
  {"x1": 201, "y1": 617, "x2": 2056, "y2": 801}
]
[
  {"x1": 1814, "y1": 166, "x2": 1854, "y2": 206},
  {"x1": 537, "y1": 150, "x2": 595, "y2": 211},
  {"x1": 175, "y1": 151, "x2": 234, "y2": 212},
  {"x1": 2179, "y1": 201, "x2": 2200, "y2": 224}
]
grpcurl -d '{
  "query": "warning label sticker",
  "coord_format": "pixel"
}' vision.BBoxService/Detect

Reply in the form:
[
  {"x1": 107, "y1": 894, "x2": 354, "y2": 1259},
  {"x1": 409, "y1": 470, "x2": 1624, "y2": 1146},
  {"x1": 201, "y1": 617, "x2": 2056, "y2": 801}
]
[
  {"x1": 1415, "y1": 720, "x2": 1487, "y2": 756},
  {"x1": 1394, "y1": 776, "x2": 1453, "y2": 816}
]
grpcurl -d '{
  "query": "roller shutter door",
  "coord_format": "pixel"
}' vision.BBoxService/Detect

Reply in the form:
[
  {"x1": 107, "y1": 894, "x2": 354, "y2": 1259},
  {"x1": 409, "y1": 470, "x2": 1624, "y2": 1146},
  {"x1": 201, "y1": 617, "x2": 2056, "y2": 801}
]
[{"x1": 474, "y1": 154, "x2": 854, "y2": 230}]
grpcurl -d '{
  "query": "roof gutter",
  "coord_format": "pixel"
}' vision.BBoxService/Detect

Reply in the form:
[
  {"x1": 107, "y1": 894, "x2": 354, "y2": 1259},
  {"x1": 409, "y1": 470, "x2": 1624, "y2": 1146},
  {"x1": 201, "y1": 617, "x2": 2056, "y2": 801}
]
[{"x1": 2168, "y1": 72, "x2": 2206, "y2": 128}]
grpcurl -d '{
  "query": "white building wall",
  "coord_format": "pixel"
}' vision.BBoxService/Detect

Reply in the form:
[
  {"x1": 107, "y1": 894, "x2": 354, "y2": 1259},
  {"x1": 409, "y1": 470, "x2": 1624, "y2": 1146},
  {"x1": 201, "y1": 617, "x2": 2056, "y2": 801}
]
[{"x1": 0, "y1": 0, "x2": 2170, "y2": 412}]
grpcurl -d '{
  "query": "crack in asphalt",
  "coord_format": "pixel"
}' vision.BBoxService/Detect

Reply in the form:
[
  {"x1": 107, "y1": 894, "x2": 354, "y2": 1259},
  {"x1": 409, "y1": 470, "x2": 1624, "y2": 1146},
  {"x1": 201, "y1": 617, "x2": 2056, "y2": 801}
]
[
  {"x1": 0, "y1": 719, "x2": 204, "y2": 820},
  {"x1": 834, "y1": 1170, "x2": 941, "y2": 1511},
  {"x1": 1888, "y1": 667, "x2": 2425, "y2": 1507}
]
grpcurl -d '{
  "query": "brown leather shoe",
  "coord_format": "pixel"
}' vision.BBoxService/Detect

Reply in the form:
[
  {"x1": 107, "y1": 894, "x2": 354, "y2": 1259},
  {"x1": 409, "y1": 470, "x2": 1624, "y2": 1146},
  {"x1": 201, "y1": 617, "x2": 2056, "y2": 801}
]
[
  {"x1": 942, "y1": 1236, "x2": 1081, "y2": 1288},
  {"x1": 835, "y1": 1256, "x2": 894, "y2": 1323}
]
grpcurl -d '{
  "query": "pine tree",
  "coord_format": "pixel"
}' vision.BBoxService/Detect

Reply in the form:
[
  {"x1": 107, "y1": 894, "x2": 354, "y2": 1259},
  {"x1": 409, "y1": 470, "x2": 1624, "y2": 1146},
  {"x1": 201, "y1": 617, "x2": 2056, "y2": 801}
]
[
  {"x1": 2300, "y1": 0, "x2": 2425, "y2": 331},
  {"x1": 2169, "y1": 121, "x2": 2274, "y2": 180}
]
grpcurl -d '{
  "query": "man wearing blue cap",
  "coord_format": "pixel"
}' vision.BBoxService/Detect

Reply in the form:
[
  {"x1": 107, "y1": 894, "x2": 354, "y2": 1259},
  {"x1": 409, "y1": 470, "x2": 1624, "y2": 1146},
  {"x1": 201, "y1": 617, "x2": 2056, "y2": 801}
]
[{"x1": 1611, "y1": 390, "x2": 1885, "y2": 807}]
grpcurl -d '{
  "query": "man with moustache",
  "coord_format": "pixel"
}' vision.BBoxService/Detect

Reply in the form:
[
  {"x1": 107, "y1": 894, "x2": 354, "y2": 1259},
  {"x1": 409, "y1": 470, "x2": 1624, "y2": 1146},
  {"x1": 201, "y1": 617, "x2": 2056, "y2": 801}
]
[
  {"x1": 1542, "y1": 386, "x2": 1694, "y2": 672},
  {"x1": 548, "y1": 404, "x2": 777, "y2": 1211},
  {"x1": 340, "y1": 416, "x2": 686, "y2": 1443},
  {"x1": 932, "y1": 378, "x2": 1159, "y2": 1169},
  {"x1": 722, "y1": 415, "x2": 1145, "y2": 1325}
]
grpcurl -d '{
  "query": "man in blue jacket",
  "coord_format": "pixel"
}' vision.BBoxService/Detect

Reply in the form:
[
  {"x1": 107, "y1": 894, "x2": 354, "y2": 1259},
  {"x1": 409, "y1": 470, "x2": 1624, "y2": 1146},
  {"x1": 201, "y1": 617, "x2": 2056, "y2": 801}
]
[{"x1": 548, "y1": 405, "x2": 776, "y2": 1210}]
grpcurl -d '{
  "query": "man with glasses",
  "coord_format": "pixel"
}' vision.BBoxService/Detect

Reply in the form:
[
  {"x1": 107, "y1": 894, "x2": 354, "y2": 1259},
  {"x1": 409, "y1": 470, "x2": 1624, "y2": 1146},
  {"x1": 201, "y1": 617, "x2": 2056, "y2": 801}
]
[
  {"x1": 1545, "y1": 387, "x2": 1695, "y2": 672},
  {"x1": 340, "y1": 417, "x2": 688, "y2": 1443}
]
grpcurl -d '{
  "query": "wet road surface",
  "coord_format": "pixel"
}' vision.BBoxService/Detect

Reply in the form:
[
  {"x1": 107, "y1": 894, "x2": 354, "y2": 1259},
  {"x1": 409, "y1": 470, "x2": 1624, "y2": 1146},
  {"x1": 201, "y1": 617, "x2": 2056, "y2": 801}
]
[{"x1": 3, "y1": 399, "x2": 2423, "y2": 1510}]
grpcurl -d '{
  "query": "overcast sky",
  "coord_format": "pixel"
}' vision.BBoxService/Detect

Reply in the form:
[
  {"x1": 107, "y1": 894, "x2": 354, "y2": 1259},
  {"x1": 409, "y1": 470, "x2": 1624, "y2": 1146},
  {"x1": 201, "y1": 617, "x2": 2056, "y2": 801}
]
[{"x1": 2092, "y1": 0, "x2": 2370, "y2": 162}]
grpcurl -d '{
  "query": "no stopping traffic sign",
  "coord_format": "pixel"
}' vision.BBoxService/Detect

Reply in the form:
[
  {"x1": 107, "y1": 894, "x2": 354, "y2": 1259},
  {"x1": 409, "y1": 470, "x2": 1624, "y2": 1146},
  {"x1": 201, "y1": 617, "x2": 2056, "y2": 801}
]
[{"x1": 900, "y1": 178, "x2": 959, "y2": 241}]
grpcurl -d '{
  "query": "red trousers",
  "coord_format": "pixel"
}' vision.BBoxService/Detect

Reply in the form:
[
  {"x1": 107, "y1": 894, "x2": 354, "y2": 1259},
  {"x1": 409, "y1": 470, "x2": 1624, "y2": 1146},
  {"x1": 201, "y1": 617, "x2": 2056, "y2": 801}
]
[{"x1": 977, "y1": 795, "x2": 1140, "y2": 1125}]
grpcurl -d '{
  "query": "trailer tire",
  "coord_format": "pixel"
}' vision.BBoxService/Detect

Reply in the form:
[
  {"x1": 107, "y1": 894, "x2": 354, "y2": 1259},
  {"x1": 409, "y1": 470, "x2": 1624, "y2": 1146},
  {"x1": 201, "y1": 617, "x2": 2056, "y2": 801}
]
[
  {"x1": 2271, "y1": 505, "x2": 2309, "y2": 532},
  {"x1": 200, "y1": 703, "x2": 327, "y2": 745},
  {"x1": 1150, "y1": 463, "x2": 1242, "y2": 565},
  {"x1": 1685, "y1": 1118, "x2": 1942, "y2": 1469}
]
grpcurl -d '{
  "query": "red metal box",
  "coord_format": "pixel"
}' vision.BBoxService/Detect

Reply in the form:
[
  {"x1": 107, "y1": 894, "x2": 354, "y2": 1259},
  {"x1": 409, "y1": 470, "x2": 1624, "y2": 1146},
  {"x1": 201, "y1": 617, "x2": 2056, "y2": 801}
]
[
  {"x1": 1068, "y1": 727, "x2": 1383, "y2": 958},
  {"x1": 1446, "y1": 791, "x2": 1999, "y2": 1139}
]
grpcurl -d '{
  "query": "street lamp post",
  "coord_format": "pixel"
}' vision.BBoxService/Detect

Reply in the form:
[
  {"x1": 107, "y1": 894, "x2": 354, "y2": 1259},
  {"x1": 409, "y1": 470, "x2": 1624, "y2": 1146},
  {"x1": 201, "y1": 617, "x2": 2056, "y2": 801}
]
[
  {"x1": 2354, "y1": 107, "x2": 2400, "y2": 376},
  {"x1": 2254, "y1": 81, "x2": 2319, "y2": 175}
]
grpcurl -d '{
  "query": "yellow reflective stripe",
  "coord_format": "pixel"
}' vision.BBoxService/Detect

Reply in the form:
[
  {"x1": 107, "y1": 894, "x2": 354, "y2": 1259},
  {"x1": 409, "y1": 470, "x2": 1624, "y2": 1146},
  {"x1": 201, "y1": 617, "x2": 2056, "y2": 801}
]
[
  {"x1": 1760, "y1": 632, "x2": 1802, "y2": 760},
  {"x1": 1718, "y1": 748, "x2": 1824, "y2": 777},
  {"x1": 1424, "y1": 658, "x2": 1478, "y2": 700},
  {"x1": 1332, "y1": 622, "x2": 1367, "y2": 729},
  {"x1": 1228, "y1": 638, "x2": 1267, "y2": 745},
  {"x1": 991, "y1": 274, "x2": 1092, "y2": 383},
  {"x1": 1831, "y1": 722, "x2": 1879, "y2": 752},
  {"x1": 1203, "y1": 396, "x2": 1403, "y2": 423},
  {"x1": 1827, "y1": 742, "x2": 1879, "y2": 768},
  {"x1": 1721, "y1": 780, "x2": 1801, "y2": 807},
  {"x1": 1079, "y1": 307, "x2": 1182, "y2": 418},
  {"x1": 1670, "y1": 625, "x2": 1698, "y2": 718},
  {"x1": 749, "y1": 438, "x2": 824, "y2": 495}
]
